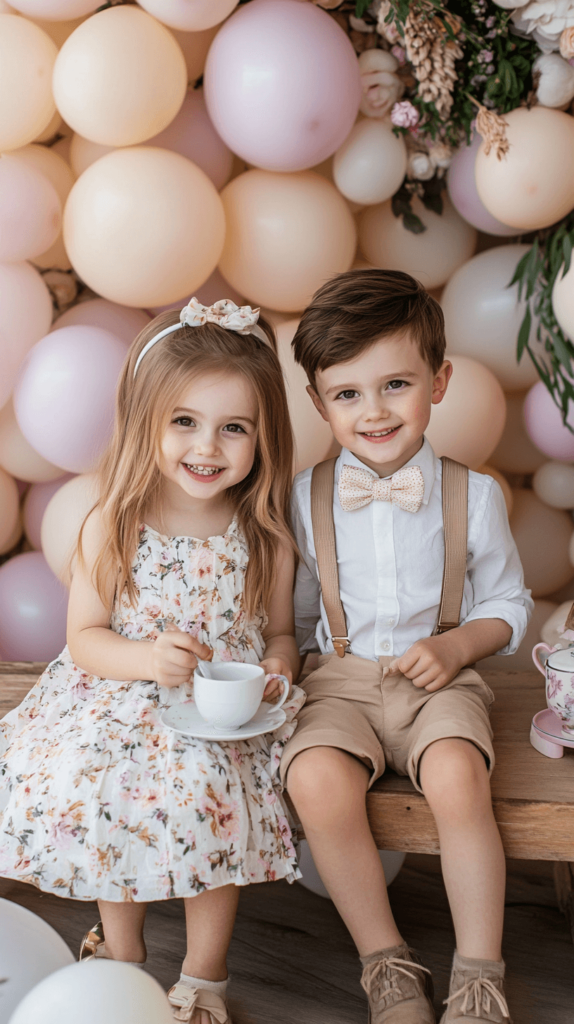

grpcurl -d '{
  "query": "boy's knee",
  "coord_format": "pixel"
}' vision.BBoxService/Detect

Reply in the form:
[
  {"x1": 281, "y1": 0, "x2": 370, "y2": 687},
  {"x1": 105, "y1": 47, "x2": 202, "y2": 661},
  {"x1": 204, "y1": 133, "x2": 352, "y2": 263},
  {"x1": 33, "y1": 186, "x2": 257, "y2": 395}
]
[
  {"x1": 286, "y1": 746, "x2": 368, "y2": 824},
  {"x1": 420, "y1": 738, "x2": 491, "y2": 821}
]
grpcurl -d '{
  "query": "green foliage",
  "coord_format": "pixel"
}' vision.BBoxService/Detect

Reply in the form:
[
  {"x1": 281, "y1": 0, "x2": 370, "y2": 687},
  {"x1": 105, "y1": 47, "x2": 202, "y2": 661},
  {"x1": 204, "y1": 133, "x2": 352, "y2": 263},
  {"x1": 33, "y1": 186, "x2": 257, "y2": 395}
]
[
  {"x1": 355, "y1": 0, "x2": 372, "y2": 16},
  {"x1": 391, "y1": 176, "x2": 447, "y2": 234}
]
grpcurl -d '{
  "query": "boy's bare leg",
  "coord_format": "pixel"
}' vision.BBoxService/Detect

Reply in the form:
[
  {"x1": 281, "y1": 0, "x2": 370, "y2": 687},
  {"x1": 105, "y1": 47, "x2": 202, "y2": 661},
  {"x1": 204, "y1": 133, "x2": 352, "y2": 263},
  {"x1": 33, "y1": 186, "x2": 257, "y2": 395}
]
[
  {"x1": 419, "y1": 737, "x2": 506, "y2": 962},
  {"x1": 287, "y1": 746, "x2": 403, "y2": 954}
]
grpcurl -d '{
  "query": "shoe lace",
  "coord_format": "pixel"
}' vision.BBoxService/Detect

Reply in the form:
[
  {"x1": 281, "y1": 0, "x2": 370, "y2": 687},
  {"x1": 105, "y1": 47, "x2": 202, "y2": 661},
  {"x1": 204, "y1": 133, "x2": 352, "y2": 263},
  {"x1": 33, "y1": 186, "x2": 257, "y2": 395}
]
[
  {"x1": 362, "y1": 955, "x2": 431, "y2": 1002},
  {"x1": 444, "y1": 977, "x2": 510, "y2": 1019}
]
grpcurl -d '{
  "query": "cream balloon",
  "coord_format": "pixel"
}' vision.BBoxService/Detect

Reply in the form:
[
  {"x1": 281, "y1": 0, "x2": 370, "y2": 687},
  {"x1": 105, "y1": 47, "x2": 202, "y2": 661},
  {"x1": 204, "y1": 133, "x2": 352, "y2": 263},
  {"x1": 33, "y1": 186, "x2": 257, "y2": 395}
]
[
  {"x1": 475, "y1": 107, "x2": 574, "y2": 231},
  {"x1": 138, "y1": 0, "x2": 238, "y2": 31},
  {"x1": 169, "y1": 24, "x2": 219, "y2": 83},
  {"x1": 29, "y1": 16, "x2": 86, "y2": 46},
  {"x1": 0, "y1": 261, "x2": 53, "y2": 410},
  {"x1": 510, "y1": 488, "x2": 574, "y2": 597},
  {"x1": 219, "y1": 170, "x2": 356, "y2": 312},
  {"x1": 489, "y1": 392, "x2": 547, "y2": 475},
  {"x1": 477, "y1": 465, "x2": 513, "y2": 518},
  {"x1": 0, "y1": 465, "x2": 20, "y2": 551},
  {"x1": 478, "y1": 599, "x2": 557, "y2": 672},
  {"x1": 333, "y1": 119, "x2": 407, "y2": 206},
  {"x1": 425, "y1": 355, "x2": 506, "y2": 469},
  {"x1": 541, "y1": 600, "x2": 574, "y2": 647},
  {"x1": 13, "y1": 143, "x2": 75, "y2": 271},
  {"x1": 0, "y1": 898, "x2": 75, "y2": 1024},
  {"x1": 10, "y1": 1, "x2": 99, "y2": 17},
  {"x1": 359, "y1": 195, "x2": 477, "y2": 290},
  {"x1": 441, "y1": 245, "x2": 540, "y2": 391},
  {"x1": 0, "y1": 16, "x2": 57, "y2": 150},
  {"x1": 41, "y1": 472, "x2": 98, "y2": 584},
  {"x1": 0, "y1": 401, "x2": 64, "y2": 483},
  {"x1": 53, "y1": 299, "x2": 149, "y2": 345},
  {"x1": 0, "y1": 154, "x2": 61, "y2": 262},
  {"x1": 64, "y1": 147, "x2": 225, "y2": 307},
  {"x1": 275, "y1": 319, "x2": 335, "y2": 474},
  {"x1": 53, "y1": 6, "x2": 187, "y2": 146},
  {"x1": 35, "y1": 106, "x2": 63, "y2": 143},
  {"x1": 534, "y1": 461, "x2": 574, "y2": 509},
  {"x1": 552, "y1": 261, "x2": 574, "y2": 341},
  {"x1": 69, "y1": 133, "x2": 114, "y2": 176}
]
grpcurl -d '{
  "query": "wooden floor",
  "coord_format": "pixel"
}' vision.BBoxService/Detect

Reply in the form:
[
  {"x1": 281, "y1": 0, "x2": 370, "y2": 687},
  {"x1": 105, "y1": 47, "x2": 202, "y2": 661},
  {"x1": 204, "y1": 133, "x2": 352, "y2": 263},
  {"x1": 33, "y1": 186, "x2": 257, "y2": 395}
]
[{"x1": 1, "y1": 854, "x2": 571, "y2": 1023}]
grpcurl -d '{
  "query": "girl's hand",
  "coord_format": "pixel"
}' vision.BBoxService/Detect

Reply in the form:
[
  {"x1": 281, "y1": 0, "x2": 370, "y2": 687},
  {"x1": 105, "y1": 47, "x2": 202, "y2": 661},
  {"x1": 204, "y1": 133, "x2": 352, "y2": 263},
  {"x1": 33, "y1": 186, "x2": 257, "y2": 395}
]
[
  {"x1": 260, "y1": 657, "x2": 292, "y2": 703},
  {"x1": 151, "y1": 624, "x2": 212, "y2": 689}
]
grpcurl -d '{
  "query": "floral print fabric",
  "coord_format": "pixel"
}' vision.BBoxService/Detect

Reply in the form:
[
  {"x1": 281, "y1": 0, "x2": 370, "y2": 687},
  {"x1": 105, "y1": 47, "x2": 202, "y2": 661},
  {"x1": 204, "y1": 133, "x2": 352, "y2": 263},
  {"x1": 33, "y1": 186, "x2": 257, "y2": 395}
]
[{"x1": 0, "y1": 523, "x2": 304, "y2": 901}]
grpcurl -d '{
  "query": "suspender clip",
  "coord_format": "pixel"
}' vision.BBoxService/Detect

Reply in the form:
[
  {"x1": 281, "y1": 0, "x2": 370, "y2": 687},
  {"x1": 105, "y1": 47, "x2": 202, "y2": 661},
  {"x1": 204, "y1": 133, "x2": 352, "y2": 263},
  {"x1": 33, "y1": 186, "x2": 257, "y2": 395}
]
[{"x1": 332, "y1": 637, "x2": 350, "y2": 658}]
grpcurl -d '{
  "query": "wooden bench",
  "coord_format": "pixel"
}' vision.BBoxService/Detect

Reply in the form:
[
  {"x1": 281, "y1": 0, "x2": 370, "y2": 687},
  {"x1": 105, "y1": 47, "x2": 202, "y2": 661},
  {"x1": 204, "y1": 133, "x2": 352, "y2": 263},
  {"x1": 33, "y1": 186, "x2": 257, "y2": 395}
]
[{"x1": 1, "y1": 662, "x2": 573, "y2": 940}]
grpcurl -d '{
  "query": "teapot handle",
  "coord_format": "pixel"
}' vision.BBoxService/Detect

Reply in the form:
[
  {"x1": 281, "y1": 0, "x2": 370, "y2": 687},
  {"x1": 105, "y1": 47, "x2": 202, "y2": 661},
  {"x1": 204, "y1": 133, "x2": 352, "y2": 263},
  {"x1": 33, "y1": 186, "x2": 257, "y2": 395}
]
[{"x1": 532, "y1": 642, "x2": 555, "y2": 677}]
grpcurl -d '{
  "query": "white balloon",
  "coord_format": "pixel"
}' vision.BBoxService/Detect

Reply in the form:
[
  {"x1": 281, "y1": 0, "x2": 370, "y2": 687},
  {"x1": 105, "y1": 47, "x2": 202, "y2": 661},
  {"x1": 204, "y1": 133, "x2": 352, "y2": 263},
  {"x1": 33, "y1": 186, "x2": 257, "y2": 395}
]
[
  {"x1": 0, "y1": 897, "x2": 74, "y2": 1023},
  {"x1": 297, "y1": 839, "x2": 405, "y2": 898},
  {"x1": 333, "y1": 119, "x2": 407, "y2": 206},
  {"x1": 8, "y1": 960, "x2": 173, "y2": 1024},
  {"x1": 533, "y1": 461, "x2": 574, "y2": 509},
  {"x1": 441, "y1": 245, "x2": 540, "y2": 391},
  {"x1": 275, "y1": 319, "x2": 336, "y2": 474},
  {"x1": 137, "y1": 0, "x2": 238, "y2": 32},
  {"x1": 552, "y1": 260, "x2": 574, "y2": 341}
]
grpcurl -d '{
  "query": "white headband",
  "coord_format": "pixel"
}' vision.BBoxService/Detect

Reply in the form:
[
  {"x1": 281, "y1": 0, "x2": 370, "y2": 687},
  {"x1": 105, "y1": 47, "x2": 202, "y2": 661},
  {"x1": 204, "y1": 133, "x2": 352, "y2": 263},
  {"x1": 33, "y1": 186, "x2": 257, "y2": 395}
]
[{"x1": 133, "y1": 297, "x2": 269, "y2": 378}]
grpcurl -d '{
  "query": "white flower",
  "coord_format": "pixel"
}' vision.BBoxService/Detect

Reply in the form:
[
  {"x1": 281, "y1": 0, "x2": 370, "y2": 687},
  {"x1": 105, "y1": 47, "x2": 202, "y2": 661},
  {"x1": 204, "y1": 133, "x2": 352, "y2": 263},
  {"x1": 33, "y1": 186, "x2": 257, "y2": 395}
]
[
  {"x1": 358, "y1": 49, "x2": 404, "y2": 119},
  {"x1": 428, "y1": 142, "x2": 453, "y2": 169},
  {"x1": 511, "y1": 0, "x2": 574, "y2": 53},
  {"x1": 407, "y1": 151, "x2": 435, "y2": 180},
  {"x1": 534, "y1": 52, "x2": 574, "y2": 105}
]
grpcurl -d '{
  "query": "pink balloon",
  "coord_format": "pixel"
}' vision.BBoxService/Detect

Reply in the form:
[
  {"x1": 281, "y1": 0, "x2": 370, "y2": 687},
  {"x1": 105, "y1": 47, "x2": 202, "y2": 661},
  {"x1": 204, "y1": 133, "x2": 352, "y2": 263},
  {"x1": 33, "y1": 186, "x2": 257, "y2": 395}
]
[
  {"x1": 204, "y1": 0, "x2": 362, "y2": 172},
  {"x1": 14, "y1": 326, "x2": 127, "y2": 474},
  {"x1": 0, "y1": 552, "x2": 68, "y2": 662},
  {"x1": 0, "y1": 155, "x2": 61, "y2": 262},
  {"x1": 523, "y1": 381, "x2": 574, "y2": 462},
  {"x1": 24, "y1": 473, "x2": 75, "y2": 550},
  {"x1": 149, "y1": 89, "x2": 233, "y2": 191},
  {"x1": 52, "y1": 299, "x2": 150, "y2": 345},
  {"x1": 447, "y1": 134, "x2": 516, "y2": 237},
  {"x1": 147, "y1": 267, "x2": 246, "y2": 316}
]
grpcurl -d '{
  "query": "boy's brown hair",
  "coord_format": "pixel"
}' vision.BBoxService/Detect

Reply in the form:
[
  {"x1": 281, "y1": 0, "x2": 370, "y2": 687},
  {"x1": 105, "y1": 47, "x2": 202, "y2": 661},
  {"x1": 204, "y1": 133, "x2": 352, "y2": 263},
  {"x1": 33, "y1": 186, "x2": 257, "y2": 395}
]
[{"x1": 292, "y1": 269, "x2": 446, "y2": 385}]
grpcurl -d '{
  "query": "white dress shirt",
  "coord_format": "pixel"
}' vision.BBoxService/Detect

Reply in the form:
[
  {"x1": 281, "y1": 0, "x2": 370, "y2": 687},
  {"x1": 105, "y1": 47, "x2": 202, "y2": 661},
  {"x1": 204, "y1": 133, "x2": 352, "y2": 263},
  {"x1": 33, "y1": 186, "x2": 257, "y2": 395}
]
[{"x1": 291, "y1": 438, "x2": 533, "y2": 662}]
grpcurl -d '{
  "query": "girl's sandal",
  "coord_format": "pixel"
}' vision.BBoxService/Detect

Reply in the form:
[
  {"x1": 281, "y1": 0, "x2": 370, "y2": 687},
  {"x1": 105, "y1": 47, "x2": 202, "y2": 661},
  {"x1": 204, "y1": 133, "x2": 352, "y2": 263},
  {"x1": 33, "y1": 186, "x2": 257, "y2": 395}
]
[
  {"x1": 167, "y1": 983, "x2": 232, "y2": 1024},
  {"x1": 79, "y1": 921, "x2": 106, "y2": 960}
]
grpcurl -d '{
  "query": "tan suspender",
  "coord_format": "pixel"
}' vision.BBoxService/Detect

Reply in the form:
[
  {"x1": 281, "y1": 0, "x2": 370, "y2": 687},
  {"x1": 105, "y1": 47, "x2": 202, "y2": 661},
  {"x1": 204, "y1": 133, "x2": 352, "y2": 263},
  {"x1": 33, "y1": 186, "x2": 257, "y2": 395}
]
[{"x1": 310, "y1": 456, "x2": 469, "y2": 657}]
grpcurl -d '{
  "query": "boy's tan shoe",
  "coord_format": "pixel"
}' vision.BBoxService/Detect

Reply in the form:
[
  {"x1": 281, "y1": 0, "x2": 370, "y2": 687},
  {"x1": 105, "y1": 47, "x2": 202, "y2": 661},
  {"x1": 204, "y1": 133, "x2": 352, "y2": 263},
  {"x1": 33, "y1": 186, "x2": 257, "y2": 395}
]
[
  {"x1": 440, "y1": 951, "x2": 511, "y2": 1023},
  {"x1": 360, "y1": 943, "x2": 436, "y2": 1023}
]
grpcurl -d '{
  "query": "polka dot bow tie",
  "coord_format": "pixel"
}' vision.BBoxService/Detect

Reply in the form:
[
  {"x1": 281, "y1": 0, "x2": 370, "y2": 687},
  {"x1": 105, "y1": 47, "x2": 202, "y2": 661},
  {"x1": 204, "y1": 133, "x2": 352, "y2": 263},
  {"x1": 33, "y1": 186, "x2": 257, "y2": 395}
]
[{"x1": 338, "y1": 464, "x2": 425, "y2": 514}]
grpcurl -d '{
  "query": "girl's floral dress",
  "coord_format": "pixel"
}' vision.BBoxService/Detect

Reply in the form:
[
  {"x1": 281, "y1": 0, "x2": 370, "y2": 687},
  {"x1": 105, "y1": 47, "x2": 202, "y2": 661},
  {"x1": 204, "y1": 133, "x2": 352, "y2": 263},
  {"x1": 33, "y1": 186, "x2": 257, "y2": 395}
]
[{"x1": 0, "y1": 522, "x2": 305, "y2": 902}]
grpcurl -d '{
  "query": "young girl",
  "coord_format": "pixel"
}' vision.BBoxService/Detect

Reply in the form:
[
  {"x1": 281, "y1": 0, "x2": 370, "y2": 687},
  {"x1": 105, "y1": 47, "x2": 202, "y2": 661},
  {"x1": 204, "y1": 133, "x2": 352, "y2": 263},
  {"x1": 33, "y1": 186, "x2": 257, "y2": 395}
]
[{"x1": 0, "y1": 299, "x2": 305, "y2": 1024}]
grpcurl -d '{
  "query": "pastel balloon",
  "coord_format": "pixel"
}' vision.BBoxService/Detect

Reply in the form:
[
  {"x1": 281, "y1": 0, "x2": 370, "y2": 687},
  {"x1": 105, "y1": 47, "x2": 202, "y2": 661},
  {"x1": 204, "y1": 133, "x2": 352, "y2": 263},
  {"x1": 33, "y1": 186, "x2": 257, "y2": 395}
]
[
  {"x1": 0, "y1": 16, "x2": 57, "y2": 151},
  {"x1": 24, "y1": 473, "x2": 74, "y2": 549},
  {"x1": 276, "y1": 319, "x2": 336, "y2": 474},
  {"x1": 510, "y1": 489, "x2": 574, "y2": 597},
  {"x1": 0, "y1": 154, "x2": 61, "y2": 262},
  {"x1": 479, "y1": 598, "x2": 557, "y2": 672},
  {"x1": 14, "y1": 326, "x2": 127, "y2": 474},
  {"x1": 425, "y1": 355, "x2": 506, "y2": 469},
  {"x1": 35, "y1": 105, "x2": 63, "y2": 144},
  {"x1": 148, "y1": 268, "x2": 245, "y2": 317},
  {"x1": 41, "y1": 472, "x2": 97, "y2": 582},
  {"x1": 53, "y1": 6, "x2": 187, "y2": 146},
  {"x1": 477, "y1": 465, "x2": 513, "y2": 518},
  {"x1": 0, "y1": 465, "x2": 19, "y2": 551},
  {"x1": 138, "y1": 0, "x2": 238, "y2": 31},
  {"x1": 69, "y1": 133, "x2": 114, "y2": 176},
  {"x1": 0, "y1": 508, "x2": 23, "y2": 556},
  {"x1": 533, "y1": 461, "x2": 574, "y2": 509},
  {"x1": 552, "y1": 261, "x2": 574, "y2": 341},
  {"x1": 489, "y1": 392, "x2": 546, "y2": 475},
  {"x1": 9, "y1": 1, "x2": 99, "y2": 17},
  {"x1": 28, "y1": 16, "x2": 86, "y2": 47},
  {"x1": 441, "y1": 245, "x2": 540, "y2": 391},
  {"x1": 149, "y1": 89, "x2": 233, "y2": 190},
  {"x1": 541, "y1": 600, "x2": 574, "y2": 648},
  {"x1": 64, "y1": 147, "x2": 225, "y2": 307},
  {"x1": 359, "y1": 196, "x2": 477, "y2": 290},
  {"x1": 0, "y1": 898, "x2": 74, "y2": 1024},
  {"x1": 0, "y1": 261, "x2": 53, "y2": 411},
  {"x1": 447, "y1": 134, "x2": 516, "y2": 236},
  {"x1": 333, "y1": 119, "x2": 407, "y2": 207},
  {"x1": 0, "y1": 400, "x2": 64, "y2": 483},
  {"x1": 12, "y1": 143, "x2": 75, "y2": 271},
  {"x1": 523, "y1": 381, "x2": 574, "y2": 462},
  {"x1": 204, "y1": 0, "x2": 362, "y2": 171},
  {"x1": 475, "y1": 107, "x2": 574, "y2": 231},
  {"x1": 0, "y1": 552, "x2": 68, "y2": 660},
  {"x1": 169, "y1": 24, "x2": 219, "y2": 83},
  {"x1": 219, "y1": 169, "x2": 356, "y2": 312},
  {"x1": 53, "y1": 299, "x2": 149, "y2": 345}
]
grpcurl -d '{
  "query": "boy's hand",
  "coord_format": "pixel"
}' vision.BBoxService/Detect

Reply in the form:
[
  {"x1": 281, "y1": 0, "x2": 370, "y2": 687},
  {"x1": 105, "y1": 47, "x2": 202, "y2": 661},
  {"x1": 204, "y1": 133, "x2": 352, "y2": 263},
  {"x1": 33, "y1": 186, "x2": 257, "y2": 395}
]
[
  {"x1": 151, "y1": 623, "x2": 212, "y2": 689},
  {"x1": 387, "y1": 633, "x2": 464, "y2": 692},
  {"x1": 260, "y1": 657, "x2": 292, "y2": 703}
]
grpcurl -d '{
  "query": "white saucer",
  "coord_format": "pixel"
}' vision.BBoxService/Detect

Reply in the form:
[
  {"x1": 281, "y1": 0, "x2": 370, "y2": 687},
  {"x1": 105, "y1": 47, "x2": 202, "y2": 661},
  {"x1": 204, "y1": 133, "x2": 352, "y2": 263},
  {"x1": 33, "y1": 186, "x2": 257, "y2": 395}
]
[{"x1": 161, "y1": 701, "x2": 287, "y2": 741}]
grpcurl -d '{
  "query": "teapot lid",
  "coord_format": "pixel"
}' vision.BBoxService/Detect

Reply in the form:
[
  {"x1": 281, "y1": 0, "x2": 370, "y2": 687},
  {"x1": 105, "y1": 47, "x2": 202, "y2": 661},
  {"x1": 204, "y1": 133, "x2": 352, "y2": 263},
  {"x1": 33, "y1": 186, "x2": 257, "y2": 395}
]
[{"x1": 546, "y1": 646, "x2": 574, "y2": 671}]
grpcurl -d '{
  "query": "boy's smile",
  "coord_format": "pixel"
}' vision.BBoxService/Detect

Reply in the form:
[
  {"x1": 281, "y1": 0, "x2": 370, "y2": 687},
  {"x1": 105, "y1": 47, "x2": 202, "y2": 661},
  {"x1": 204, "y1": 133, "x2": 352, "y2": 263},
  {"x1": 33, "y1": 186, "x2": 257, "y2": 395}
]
[{"x1": 308, "y1": 334, "x2": 452, "y2": 477}]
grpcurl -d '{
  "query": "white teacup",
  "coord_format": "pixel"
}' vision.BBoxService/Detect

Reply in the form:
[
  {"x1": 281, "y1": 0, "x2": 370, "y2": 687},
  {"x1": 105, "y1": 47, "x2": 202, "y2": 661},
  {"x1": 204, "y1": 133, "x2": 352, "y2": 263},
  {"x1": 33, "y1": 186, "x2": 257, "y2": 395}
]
[
  {"x1": 193, "y1": 663, "x2": 289, "y2": 731},
  {"x1": 532, "y1": 643, "x2": 574, "y2": 737}
]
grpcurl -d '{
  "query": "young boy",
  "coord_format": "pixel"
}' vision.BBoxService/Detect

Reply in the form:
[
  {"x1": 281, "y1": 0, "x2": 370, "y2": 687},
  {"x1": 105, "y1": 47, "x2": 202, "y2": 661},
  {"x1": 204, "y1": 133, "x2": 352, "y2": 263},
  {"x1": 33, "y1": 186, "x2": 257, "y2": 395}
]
[{"x1": 282, "y1": 269, "x2": 532, "y2": 1024}]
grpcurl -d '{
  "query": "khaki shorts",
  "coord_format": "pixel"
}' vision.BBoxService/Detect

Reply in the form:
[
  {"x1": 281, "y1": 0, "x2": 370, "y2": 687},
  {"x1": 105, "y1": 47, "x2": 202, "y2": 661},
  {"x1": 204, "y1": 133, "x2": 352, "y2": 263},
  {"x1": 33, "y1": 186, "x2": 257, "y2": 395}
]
[{"x1": 281, "y1": 653, "x2": 495, "y2": 793}]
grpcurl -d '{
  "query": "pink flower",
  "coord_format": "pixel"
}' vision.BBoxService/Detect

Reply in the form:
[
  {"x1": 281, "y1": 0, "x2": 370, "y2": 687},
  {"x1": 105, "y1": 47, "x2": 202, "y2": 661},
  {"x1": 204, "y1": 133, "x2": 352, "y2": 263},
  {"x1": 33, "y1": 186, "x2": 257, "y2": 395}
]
[
  {"x1": 391, "y1": 45, "x2": 406, "y2": 65},
  {"x1": 264, "y1": 790, "x2": 277, "y2": 805},
  {"x1": 276, "y1": 814, "x2": 296, "y2": 859},
  {"x1": 391, "y1": 100, "x2": 420, "y2": 128}
]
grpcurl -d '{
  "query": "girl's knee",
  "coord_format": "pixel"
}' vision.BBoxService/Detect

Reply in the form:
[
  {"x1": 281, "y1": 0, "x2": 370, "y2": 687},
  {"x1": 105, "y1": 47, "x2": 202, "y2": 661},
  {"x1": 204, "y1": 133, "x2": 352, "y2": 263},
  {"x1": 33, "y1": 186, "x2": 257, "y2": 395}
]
[{"x1": 420, "y1": 739, "x2": 491, "y2": 820}]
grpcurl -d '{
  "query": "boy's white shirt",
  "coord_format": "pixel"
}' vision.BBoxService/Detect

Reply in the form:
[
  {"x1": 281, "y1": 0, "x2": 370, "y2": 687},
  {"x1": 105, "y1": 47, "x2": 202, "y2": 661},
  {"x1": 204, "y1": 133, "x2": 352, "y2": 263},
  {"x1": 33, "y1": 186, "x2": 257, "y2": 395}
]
[{"x1": 291, "y1": 437, "x2": 533, "y2": 663}]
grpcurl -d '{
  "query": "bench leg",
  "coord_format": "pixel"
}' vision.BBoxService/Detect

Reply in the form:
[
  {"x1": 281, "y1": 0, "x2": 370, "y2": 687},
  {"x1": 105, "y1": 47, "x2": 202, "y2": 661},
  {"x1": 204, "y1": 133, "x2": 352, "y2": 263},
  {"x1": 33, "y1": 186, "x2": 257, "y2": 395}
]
[{"x1": 553, "y1": 862, "x2": 574, "y2": 943}]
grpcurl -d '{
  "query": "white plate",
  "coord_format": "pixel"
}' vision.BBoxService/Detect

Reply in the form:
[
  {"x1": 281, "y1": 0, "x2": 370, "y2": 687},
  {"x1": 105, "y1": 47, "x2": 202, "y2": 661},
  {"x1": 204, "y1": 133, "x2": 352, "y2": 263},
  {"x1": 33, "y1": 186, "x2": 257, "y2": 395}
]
[{"x1": 160, "y1": 700, "x2": 287, "y2": 741}]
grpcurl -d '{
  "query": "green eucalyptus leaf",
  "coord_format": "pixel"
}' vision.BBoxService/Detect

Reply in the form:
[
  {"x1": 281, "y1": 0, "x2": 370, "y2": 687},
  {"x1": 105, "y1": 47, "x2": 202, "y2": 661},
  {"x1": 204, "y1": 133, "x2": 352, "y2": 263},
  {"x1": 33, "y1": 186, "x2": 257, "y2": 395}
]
[{"x1": 517, "y1": 305, "x2": 531, "y2": 362}]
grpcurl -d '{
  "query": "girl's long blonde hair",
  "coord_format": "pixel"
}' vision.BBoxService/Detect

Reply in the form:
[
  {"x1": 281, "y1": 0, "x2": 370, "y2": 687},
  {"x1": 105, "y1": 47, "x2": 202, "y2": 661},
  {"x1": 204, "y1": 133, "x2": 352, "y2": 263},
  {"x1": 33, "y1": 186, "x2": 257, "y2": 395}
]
[{"x1": 78, "y1": 309, "x2": 295, "y2": 618}]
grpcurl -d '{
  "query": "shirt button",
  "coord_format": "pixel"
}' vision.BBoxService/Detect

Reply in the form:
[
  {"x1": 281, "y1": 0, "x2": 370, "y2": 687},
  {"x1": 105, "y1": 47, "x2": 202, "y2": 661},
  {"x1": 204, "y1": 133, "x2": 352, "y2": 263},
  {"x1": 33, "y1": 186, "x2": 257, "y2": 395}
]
[
  {"x1": 381, "y1": 642, "x2": 390, "y2": 652},
  {"x1": 387, "y1": 618, "x2": 394, "y2": 626}
]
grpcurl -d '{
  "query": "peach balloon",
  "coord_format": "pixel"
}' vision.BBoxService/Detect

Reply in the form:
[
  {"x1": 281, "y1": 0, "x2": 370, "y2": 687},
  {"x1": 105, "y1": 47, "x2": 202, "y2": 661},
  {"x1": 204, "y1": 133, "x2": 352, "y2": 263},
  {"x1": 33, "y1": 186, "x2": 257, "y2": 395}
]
[
  {"x1": 333, "y1": 120, "x2": 407, "y2": 206},
  {"x1": 475, "y1": 107, "x2": 574, "y2": 231},
  {"x1": 24, "y1": 473, "x2": 74, "y2": 550},
  {"x1": 0, "y1": 155, "x2": 61, "y2": 263},
  {"x1": 0, "y1": 401, "x2": 64, "y2": 483},
  {"x1": 510, "y1": 488, "x2": 574, "y2": 597},
  {"x1": 425, "y1": 355, "x2": 506, "y2": 469},
  {"x1": 0, "y1": 261, "x2": 53, "y2": 411},
  {"x1": 275, "y1": 319, "x2": 335, "y2": 474},
  {"x1": 359, "y1": 196, "x2": 477, "y2": 290},
  {"x1": 533, "y1": 461, "x2": 574, "y2": 510},
  {"x1": 28, "y1": 16, "x2": 86, "y2": 46},
  {"x1": 0, "y1": 507, "x2": 23, "y2": 557},
  {"x1": 13, "y1": 143, "x2": 75, "y2": 271},
  {"x1": 552, "y1": 261, "x2": 574, "y2": 341},
  {"x1": 149, "y1": 89, "x2": 233, "y2": 191},
  {"x1": 477, "y1": 465, "x2": 513, "y2": 518},
  {"x1": 148, "y1": 268, "x2": 245, "y2": 316},
  {"x1": 41, "y1": 472, "x2": 98, "y2": 584},
  {"x1": 64, "y1": 147, "x2": 225, "y2": 307},
  {"x1": 35, "y1": 106, "x2": 63, "y2": 143},
  {"x1": 489, "y1": 392, "x2": 547, "y2": 475},
  {"x1": 69, "y1": 134, "x2": 114, "y2": 177},
  {"x1": 0, "y1": 16, "x2": 58, "y2": 150},
  {"x1": 0, "y1": 465, "x2": 20, "y2": 552},
  {"x1": 169, "y1": 24, "x2": 219, "y2": 83},
  {"x1": 219, "y1": 170, "x2": 356, "y2": 312},
  {"x1": 9, "y1": 1, "x2": 99, "y2": 17},
  {"x1": 138, "y1": 0, "x2": 238, "y2": 31},
  {"x1": 53, "y1": 7, "x2": 187, "y2": 146},
  {"x1": 53, "y1": 299, "x2": 149, "y2": 345}
]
